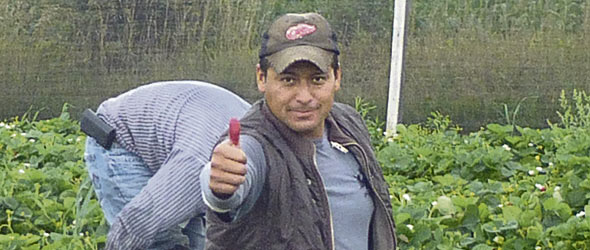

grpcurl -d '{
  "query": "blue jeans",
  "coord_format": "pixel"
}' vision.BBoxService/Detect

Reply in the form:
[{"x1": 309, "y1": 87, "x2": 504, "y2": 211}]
[{"x1": 84, "y1": 137, "x2": 205, "y2": 250}]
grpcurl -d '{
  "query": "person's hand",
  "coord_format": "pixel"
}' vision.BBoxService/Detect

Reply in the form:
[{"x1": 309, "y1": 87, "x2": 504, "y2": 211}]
[{"x1": 209, "y1": 140, "x2": 247, "y2": 199}]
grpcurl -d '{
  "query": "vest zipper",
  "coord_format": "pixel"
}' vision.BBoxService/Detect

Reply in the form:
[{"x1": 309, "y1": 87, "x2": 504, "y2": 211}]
[
  {"x1": 343, "y1": 142, "x2": 397, "y2": 248},
  {"x1": 312, "y1": 144, "x2": 336, "y2": 250}
]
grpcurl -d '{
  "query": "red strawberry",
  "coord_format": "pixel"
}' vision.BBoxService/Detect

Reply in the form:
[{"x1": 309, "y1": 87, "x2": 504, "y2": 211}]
[{"x1": 229, "y1": 118, "x2": 240, "y2": 146}]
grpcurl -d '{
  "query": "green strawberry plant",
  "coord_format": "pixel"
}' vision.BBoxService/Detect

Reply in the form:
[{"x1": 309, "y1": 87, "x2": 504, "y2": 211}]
[
  {"x1": 0, "y1": 105, "x2": 107, "y2": 250},
  {"x1": 1, "y1": 90, "x2": 589, "y2": 249}
]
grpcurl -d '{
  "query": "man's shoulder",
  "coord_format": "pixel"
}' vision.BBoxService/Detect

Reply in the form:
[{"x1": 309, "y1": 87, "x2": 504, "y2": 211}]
[{"x1": 331, "y1": 102, "x2": 363, "y2": 121}]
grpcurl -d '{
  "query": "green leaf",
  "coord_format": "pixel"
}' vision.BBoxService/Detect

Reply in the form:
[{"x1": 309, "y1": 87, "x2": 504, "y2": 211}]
[
  {"x1": 433, "y1": 174, "x2": 459, "y2": 186},
  {"x1": 505, "y1": 136, "x2": 521, "y2": 145},
  {"x1": 63, "y1": 197, "x2": 76, "y2": 210},
  {"x1": 482, "y1": 221, "x2": 500, "y2": 233},
  {"x1": 487, "y1": 124, "x2": 513, "y2": 134},
  {"x1": 437, "y1": 196, "x2": 456, "y2": 216},
  {"x1": 2, "y1": 197, "x2": 20, "y2": 210},
  {"x1": 478, "y1": 203, "x2": 490, "y2": 221},
  {"x1": 25, "y1": 235, "x2": 41, "y2": 245},
  {"x1": 33, "y1": 216, "x2": 52, "y2": 226},
  {"x1": 460, "y1": 237, "x2": 476, "y2": 247},
  {"x1": 499, "y1": 220, "x2": 519, "y2": 231},
  {"x1": 472, "y1": 243, "x2": 494, "y2": 250},
  {"x1": 0, "y1": 234, "x2": 15, "y2": 243},
  {"x1": 565, "y1": 189, "x2": 586, "y2": 208},
  {"x1": 407, "y1": 181, "x2": 433, "y2": 193},
  {"x1": 526, "y1": 225, "x2": 543, "y2": 240},
  {"x1": 503, "y1": 206, "x2": 522, "y2": 222},
  {"x1": 519, "y1": 210, "x2": 540, "y2": 227},
  {"x1": 462, "y1": 204, "x2": 480, "y2": 230},
  {"x1": 543, "y1": 197, "x2": 560, "y2": 211},
  {"x1": 411, "y1": 223, "x2": 432, "y2": 245},
  {"x1": 395, "y1": 213, "x2": 412, "y2": 224}
]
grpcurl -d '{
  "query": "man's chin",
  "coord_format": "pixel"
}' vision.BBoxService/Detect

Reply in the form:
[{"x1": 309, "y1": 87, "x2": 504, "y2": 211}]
[{"x1": 287, "y1": 121, "x2": 322, "y2": 136}]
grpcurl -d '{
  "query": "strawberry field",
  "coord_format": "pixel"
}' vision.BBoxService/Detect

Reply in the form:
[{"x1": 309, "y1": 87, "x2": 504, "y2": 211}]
[
  {"x1": 0, "y1": 107, "x2": 106, "y2": 249},
  {"x1": 1, "y1": 91, "x2": 590, "y2": 249}
]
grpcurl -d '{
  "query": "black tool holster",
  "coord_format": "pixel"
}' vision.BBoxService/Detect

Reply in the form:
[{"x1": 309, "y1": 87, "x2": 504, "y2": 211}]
[{"x1": 80, "y1": 109, "x2": 116, "y2": 150}]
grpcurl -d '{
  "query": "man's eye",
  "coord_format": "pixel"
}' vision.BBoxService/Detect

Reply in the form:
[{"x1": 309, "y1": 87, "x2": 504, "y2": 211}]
[
  {"x1": 312, "y1": 77, "x2": 326, "y2": 84},
  {"x1": 281, "y1": 77, "x2": 295, "y2": 84}
]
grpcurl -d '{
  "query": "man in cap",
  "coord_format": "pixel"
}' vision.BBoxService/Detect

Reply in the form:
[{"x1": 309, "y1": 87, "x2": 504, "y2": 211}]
[{"x1": 200, "y1": 13, "x2": 396, "y2": 249}]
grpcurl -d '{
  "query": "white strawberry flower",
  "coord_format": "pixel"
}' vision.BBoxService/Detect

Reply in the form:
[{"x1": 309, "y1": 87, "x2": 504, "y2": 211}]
[
  {"x1": 23, "y1": 163, "x2": 31, "y2": 167},
  {"x1": 535, "y1": 246, "x2": 542, "y2": 250},
  {"x1": 0, "y1": 122, "x2": 4, "y2": 127},
  {"x1": 555, "y1": 186, "x2": 561, "y2": 191},
  {"x1": 18, "y1": 169, "x2": 25, "y2": 174},
  {"x1": 79, "y1": 233, "x2": 84, "y2": 236},
  {"x1": 576, "y1": 211, "x2": 585, "y2": 218},
  {"x1": 376, "y1": 128, "x2": 382, "y2": 132},
  {"x1": 43, "y1": 232, "x2": 50, "y2": 237},
  {"x1": 20, "y1": 133, "x2": 26, "y2": 136},
  {"x1": 406, "y1": 224, "x2": 414, "y2": 231},
  {"x1": 402, "y1": 194, "x2": 411, "y2": 201},
  {"x1": 548, "y1": 162, "x2": 554, "y2": 167},
  {"x1": 11, "y1": 133, "x2": 16, "y2": 137},
  {"x1": 431, "y1": 201, "x2": 438, "y2": 206},
  {"x1": 502, "y1": 144, "x2": 511, "y2": 151},
  {"x1": 29, "y1": 139, "x2": 35, "y2": 143},
  {"x1": 387, "y1": 138, "x2": 394, "y2": 143},
  {"x1": 528, "y1": 142, "x2": 534, "y2": 147},
  {"x1": 498, "y1": 204, "x2": 503, "y2": 208},
  {"x1": 535, "y1": 183, "x2": 546, "y2": 191},
  {"x1": 536, "y1": 167, "x2": 543, "y2": 172},
  {"x1": 76, "y1": 137, "x2": 82, "y2": 142},
  {"x1": 5, "y1": 124, "x2": 11, "y2": 129},
  {"x1": 528, "y1": 170, "x2": 535, "y2": 176}
]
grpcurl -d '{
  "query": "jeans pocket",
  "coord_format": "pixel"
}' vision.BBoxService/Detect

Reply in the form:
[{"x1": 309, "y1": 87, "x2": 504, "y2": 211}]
[{"x1": 107, "y1": 151, "x2": 152, "y2": 201}]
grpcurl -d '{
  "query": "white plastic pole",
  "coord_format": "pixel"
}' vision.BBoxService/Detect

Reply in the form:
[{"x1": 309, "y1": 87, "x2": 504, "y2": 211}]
[{"x1": 386, "y1": 0, "x2": 410, "y2": 133}]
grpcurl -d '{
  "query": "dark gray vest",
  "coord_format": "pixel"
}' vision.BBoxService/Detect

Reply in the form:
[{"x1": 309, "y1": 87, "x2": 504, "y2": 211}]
[{"x1": 205, "y1": 100, "x2": 396, "y2": 250}]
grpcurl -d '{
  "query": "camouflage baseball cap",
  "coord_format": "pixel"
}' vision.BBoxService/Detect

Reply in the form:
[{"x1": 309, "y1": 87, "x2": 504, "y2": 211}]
[{"x1": 259, "y1": 13, "x2": 340, "y2": 73}]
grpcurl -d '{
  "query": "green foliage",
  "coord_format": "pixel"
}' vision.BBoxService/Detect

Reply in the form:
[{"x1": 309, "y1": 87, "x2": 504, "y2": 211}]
[
  {"x1": 552, "y1": 89, "x2": 590, "y2": 129},
  {"x1": 355, "y1": 97, "x2": 387, "y2": 150},
  {"x1": 370, "y1": 109, "x2": 590, "y2": 249},
  {"x1": 0, "y1": 107, "x2": 106, "y2": 249},
  {"x1": 411, "y1": 0, "x2": 587, "y2": 35},
  {"x1": 3, "y1": 92, "x2": 590, "y2": 249}
]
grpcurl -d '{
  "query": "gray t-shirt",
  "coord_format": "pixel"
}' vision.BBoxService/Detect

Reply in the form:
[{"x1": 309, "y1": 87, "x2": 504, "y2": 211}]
[{"x1": 201, "y1": 127, "x2": 374, "y2": 250}]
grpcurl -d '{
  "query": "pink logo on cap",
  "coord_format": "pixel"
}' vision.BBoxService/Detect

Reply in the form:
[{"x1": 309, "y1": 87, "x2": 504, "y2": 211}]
[{"x1": 285, "y1": 23, "x2": 317, "y2": 40}]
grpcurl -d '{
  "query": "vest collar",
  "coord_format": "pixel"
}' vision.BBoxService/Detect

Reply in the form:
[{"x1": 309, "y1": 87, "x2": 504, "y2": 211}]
[{"x1": 258, "y1": 100, "x2": 357, "y2": 155}]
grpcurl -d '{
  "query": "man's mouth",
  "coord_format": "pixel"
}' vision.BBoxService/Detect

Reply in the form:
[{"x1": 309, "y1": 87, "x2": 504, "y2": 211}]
[{"x1": 289, "y1": 107, "x2": 317, "y2": 116}]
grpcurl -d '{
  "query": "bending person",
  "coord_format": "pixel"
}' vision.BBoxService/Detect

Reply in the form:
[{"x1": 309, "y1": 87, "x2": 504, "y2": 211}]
[{"x1": 83, "y1": 80, "x2": 250, "y2": 250}]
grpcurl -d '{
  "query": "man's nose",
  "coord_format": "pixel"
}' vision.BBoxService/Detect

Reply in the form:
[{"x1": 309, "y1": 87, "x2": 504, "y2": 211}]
[{"x1": 295, "y1": 82, "x2": 313, "y2": 104}]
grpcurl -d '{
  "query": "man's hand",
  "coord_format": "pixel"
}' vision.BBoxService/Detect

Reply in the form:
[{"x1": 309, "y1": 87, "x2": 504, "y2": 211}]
[{"x1": 209, "y1": 140, "x2": 247, "y2": 199}]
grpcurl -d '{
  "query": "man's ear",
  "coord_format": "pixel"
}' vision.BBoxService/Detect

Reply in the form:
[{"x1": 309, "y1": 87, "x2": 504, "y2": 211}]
[
  {"x1": 334, "y1": 67, "x2": 342, "y2": 92},
  {"x1": 256, "y1": 64, "x2": 266, "y2": 93}
]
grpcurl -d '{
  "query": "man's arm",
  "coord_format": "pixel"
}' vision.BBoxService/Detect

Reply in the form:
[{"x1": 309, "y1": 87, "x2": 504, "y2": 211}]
[
  {"x1": 105, "y1": 148, "x2": 208, "y2": 249},
  {"x1": 199, "y1": 135, "x2": 266, "y2": 221}
]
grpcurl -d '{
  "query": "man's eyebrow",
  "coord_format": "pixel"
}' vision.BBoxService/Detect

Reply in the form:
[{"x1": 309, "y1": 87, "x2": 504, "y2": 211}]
[
  {"x1": 280, "y1": 70, "x2": 326, "y2": 76},
  {"x1": 279, "y1": 70, "x2": 296, "y2": 75}
]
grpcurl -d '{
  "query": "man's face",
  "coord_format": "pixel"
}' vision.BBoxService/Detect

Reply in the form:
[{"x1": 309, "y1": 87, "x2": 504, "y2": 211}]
[{"x1": 256, "y1": 61, "x2": 341, "y2": 139}]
